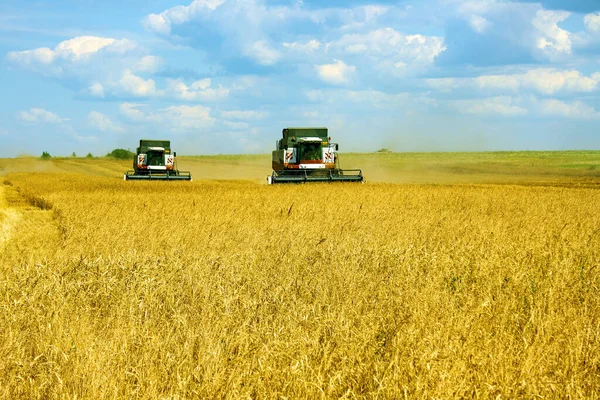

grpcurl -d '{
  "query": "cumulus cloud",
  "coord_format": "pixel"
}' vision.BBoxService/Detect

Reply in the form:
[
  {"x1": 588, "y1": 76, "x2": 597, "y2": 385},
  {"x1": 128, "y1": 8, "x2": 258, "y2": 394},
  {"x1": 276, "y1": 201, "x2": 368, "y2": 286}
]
[
  {"x1": 5, "y1": 35, "x2": 172, "y2": 101},
  {"x1": 448, "y1": 0, "x2": 496, "y2": 29},
  {"x1": 469, "y1": 15, "x2": 491, "y2": 33},
  {"x1": 141, "y1": 0, "x2": 442, "y2": 71},
  {"x1": 120, "y1": 103, "x2": 214, "y2": 129},
  {"x1": 143, "y1": 0, "x2": 225, "y2": 34},
  {"x1": 455, "y1": 96, "x2": 529, "y2": 116},
  {"x1": 166, "y1": 78, "x2": 229, "y2": 101},
  {"x1": 483, "y1": 69, "x2": 600, "y2": 94},
  {"x1": 119, "y1": 70, "x2": 159, "y2": 97},
  {"x1": 283, "y1": 39, "x2": 321, "y2": 53},
  {"x1": 120, "y1": 103, "x2": 149, "y2": 121},
  {"x1": 449, "y1": 95, "x2": 600, "y2": 119},
  {"x1": 532, "y1": 10, "x2": 572, "y2": 59},
  {"x1": 223, "y1": 121, "x2": 250, "y2": 130},
  {"x1": 245, "y1": 40, "x2": 281, "y2": 66},
  {"x1": 133, "y1": 55, "x2": 164, "y2": 73},
  {"x1": 162, "y1": 105, "x2": 214, "y2": 129},
  {"x1": 316, "y1": 60, "x2": 355, "y2": 84},
  {"x1": 220, "y1": 110, "x2": 266, "y2": 120},
  {"x1": 89, "y1": 82, "x2": 105, "y2": 98},
  {"x1": 17, "y1": 108, "x2": 66, "y2": 124},
  {"x1": 584, "y1": 12, "x2": 600, "y2": 33},
  {"x1": 305, "y1": 89, "x2": 423, "y2": 110},
  {"x1": 539, "y1": 99, "x2": 599, "y2": 118},
  {"x1": 440, "y1": 1, "x2": 600, "y2": 67},
  {"x1": 327, "y1": 28, "x2": 446, "y2": 74},
  {"x1": 426, "y1": 68, "x2": 600, "y2": 95},
  {"x1": 7, "y1": 36, "x2": 136, "y2": 72},
  {"x1": 88, "y1": 111, "x2": 124, "y2": 133}
]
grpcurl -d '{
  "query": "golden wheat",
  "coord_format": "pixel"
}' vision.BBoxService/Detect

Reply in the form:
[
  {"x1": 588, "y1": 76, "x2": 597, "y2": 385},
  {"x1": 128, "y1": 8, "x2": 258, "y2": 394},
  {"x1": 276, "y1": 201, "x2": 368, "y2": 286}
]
[{"x1": 0, "y1": 164, "x2": 599, "y2": 398}]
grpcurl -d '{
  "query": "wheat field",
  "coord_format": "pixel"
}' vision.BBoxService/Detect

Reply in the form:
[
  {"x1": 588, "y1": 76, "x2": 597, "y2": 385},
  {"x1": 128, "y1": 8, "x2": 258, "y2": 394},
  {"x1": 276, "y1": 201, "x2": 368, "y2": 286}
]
[{"x1": 0, "y1": 154, "x2": 599, "y2": 398}]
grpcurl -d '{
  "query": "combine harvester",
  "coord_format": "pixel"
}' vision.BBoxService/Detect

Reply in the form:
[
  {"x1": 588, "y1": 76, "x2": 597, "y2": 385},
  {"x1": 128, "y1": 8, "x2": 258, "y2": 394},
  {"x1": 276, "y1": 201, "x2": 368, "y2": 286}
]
[
  {"x1": 268, "y1": 127, "x2": 364, "y2": 184},
  {"x1": 124, "y1": 139, "x2": 191, "y2": 181}
]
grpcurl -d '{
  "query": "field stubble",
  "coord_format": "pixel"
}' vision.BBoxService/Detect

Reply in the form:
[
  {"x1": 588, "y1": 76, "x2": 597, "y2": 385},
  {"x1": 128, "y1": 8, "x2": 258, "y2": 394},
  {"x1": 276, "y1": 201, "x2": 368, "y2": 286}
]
[{"x1": 0, "y1": 154, "x2": 599, "y2": 398}]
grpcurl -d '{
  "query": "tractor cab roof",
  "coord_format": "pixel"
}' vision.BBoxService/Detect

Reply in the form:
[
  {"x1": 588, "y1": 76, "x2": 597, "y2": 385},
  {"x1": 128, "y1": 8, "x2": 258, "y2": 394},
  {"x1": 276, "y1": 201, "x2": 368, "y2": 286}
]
[
  {"x1": 297, "y1": 137, "x2": 323, "y2": 143},
  {"x1": 280, "y1": 128, "x2": 328, "y2": 147},
  {"x1": 137, "y1": 139, "x2": 171, "y2": 154}
]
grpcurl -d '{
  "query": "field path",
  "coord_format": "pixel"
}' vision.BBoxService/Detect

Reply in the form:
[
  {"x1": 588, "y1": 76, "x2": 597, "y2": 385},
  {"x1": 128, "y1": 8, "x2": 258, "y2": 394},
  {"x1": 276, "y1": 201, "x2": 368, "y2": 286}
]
[{"x1": 0, "y1": 185, "x2": 22, "y2": 252}]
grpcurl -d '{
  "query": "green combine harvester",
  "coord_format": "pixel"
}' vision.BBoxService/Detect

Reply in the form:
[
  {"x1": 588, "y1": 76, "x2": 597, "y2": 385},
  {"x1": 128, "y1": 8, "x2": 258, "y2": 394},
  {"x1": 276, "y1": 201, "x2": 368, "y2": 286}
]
[
  {"x1": 124, "y1": 139, "x2": 191, "y2": 181},
  {"x1": 268, "y1": 127, "x2": 364, "y2": 184}
]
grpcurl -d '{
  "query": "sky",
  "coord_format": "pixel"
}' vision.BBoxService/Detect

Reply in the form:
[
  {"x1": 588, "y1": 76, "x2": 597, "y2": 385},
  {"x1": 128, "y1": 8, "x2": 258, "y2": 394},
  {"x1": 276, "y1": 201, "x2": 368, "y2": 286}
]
[{"x1": 1, "y1": 0, "x2": 600, "y2": 156}]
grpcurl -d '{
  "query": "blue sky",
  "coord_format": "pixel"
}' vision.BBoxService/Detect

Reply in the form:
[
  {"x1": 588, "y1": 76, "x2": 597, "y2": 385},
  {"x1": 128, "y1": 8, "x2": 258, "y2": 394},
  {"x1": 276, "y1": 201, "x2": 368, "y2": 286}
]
[{"x1": 1, "y1": 0, "x2": 600, "y2": 156}]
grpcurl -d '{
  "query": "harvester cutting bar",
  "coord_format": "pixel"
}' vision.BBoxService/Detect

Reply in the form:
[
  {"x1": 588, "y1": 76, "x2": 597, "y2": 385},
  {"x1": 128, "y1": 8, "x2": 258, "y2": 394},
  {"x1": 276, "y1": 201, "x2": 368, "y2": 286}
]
[
  {"x1": 124, "y1": 170, "x2": 192, "y2": 181},
  {"x1": 269, "y1": 169, "x2": 363, "y2": 184}
]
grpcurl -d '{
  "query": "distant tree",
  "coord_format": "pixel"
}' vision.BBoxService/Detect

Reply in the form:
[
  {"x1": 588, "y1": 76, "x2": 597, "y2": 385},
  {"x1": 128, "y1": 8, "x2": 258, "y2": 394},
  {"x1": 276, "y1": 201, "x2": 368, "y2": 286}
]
[
  {"x1": 71, "y1": 152, "x2": 77, "y2": 157},
  {"x1": 376, "y1": 148, "x2": 392, "y2": 153},
  {"x1": 41, "y1": 151, "x2": 51, "y2": 160},
  {"x1": 106, "y1": 149, "x2": 135, "y2": 159},
  {"x1": 86, "y1": 152, "x2": 94, "y2": 158}
]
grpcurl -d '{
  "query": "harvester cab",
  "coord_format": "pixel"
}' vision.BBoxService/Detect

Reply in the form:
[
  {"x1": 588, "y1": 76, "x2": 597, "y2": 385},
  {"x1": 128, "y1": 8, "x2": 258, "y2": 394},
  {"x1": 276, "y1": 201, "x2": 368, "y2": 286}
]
[
  {"x1": 124, "y1": 139, "x2": 192, "y2": 181},
  {"x1": 268, "y1": 127, "x2": 363, "y2": 184}
]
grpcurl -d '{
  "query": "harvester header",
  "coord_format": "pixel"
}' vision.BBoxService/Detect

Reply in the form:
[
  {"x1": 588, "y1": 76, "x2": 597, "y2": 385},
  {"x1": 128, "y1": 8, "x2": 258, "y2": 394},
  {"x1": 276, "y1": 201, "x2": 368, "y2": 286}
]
[
  {"x1": 268, "y1": 127, "x2": 363, "y2": 184},
  {"x1": 124, "y1": 139, "x2": 191, "y2": 181}
]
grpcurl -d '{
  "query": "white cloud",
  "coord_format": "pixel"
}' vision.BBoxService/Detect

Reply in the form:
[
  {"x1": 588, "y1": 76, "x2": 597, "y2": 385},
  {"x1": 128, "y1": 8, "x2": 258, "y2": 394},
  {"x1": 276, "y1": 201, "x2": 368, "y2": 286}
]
[
  {"x1": 120, "y1": 103, "x2": 214, "y2": 129},
  {"x1": 469, "y1": 15, "x2": 490, "y2": 33},
  {"x1": 245, "y1": 40, "x2": 281, "y2": 66},
  {"x1": 425, "y1": 78, "x2": 462, "y2": 92},
  {"x1": 305, "y1": 89, "x2": 325, "y2": 102},
  {"x1": 283, "y1": 39, "x2": 321, "y2": 53},
  {"x1": 220, "y1": 110, "x2": 266, "y2": 120},
  {"x1": 454, "y1": 96, "x2": 528, "y2": 116},
  {"x1": 584, "y1": 12, "x2": 600, "y2": 33},
  {"x1": 475, "y1": 75, "x2": 521, "y2": 91},
  {"x1": 161, "y1": 105, "x2": 215, "y2": 129},
  {"x1": 427, "y1": 68, "x2": 600, "y2": 95},
  {"x1": 120, "y1": 103, "x2": 149, "y2": 121},
  {"x1": 362, "y1": 5, "x2": 389, "y2": 21},
  {"x1": 532, "y1": 10, "x2": 572, "y2": 59},
  {"x1": 119, "y1": 70, "x2": 159, "y2": 97},
  {"x1": 17, "y1": 108, "x2": 66, "y2": 124},
  {"x1": 519, "y1": 69, "x2": 599, "y2": 94},
  {"x1": 144, "y1": 13, "x2": 171, "y2": 35},
  {"x1": 223, "y1": 121, "x2": 249, "y2": 129},
  {"x1": 143, "y1": 0, "x2": 225, "y2": 34},
  {"x1": 141, "y1": 1, "x2": 438, "y2": 71},
  {"x1": 448, "y1": 0, "x2": 497, "y2": 31},
  {"x1": 448, "y1": 0, "x2": 497, "y2": 16},
  {"x1": 133, "y1": 55, "x2": 164, "y2": 73},
  {"x1": 88, "y1": 111, "x2": 124, "y2": 133},
  {"x1": 5, "y1": 35, "x2": 174, "y2": 102},
  {"x1": 540, "y1": 99, "x2": 599, "y2": 118},
  {"x1": 166, "y1": 78, "x2": 229, "y2": 101},
  {"x1": 450, "y1": 95, "x2": 599, "y2": 119},
  {"x1": 305, "y1": 89, "x2": 434, "y2": 113},
  {"x1": 231, "y1": 76, "x2": 262, "y2": 90},
  {"x1": 7, "y1": 36, "x2": 136, "y2": 69},
  {"x1": 328, "y1": 28, "x2": 446, "y2": 74},
  {"x1": 89, "y1": 82, "x2": 105, "y2": 98},
  {"x1": 316, "y1": 60, "x2": 355, "y2": 84}
]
